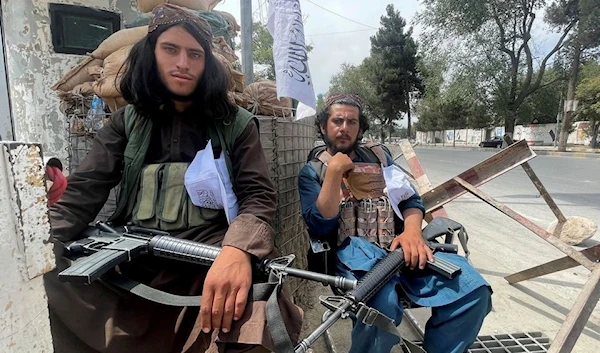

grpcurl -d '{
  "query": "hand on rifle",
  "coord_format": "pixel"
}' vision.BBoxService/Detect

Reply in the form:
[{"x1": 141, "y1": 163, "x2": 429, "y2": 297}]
[
  {"x1": 200, "y1": 246, "x2": 252, "y2": 334},
  {"x1": 390, "y1": 209, "x2": 433, "y2": 270}
]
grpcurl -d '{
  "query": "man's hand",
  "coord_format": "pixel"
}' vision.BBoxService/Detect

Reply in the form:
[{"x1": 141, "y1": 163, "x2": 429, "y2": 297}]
[
  {"x1": 46, "y1": 164, "x2": 67, "y2": 207},
  {"x1": 316, "y1": 152, "x2": 355, "y2": 218},
  {"x1": 328, "y1": 152, "x2": 355, "y2": 177},
  {"x1": 389, "y1": 228, "x2": 433, "y2": 270},
  {"x1": 200, "y1": 246, "x2": 252, "y2": 334}
]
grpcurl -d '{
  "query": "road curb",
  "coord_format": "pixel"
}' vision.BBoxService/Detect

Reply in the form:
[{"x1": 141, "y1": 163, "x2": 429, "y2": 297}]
[
  {"x1": 533, "y1": 150, "x2": 600, "y2": 159},
  {"x1": 409, "y1": 145, "x2": 600, "y2": 159}
]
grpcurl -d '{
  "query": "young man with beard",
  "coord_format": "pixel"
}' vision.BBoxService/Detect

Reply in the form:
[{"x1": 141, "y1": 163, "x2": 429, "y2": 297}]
[
  {"x1": 298, "y1": 93, "x2": 492, "y2": 353},
  {"x1": 44, "y1": 4, "x2": 301, "y2": 353}
]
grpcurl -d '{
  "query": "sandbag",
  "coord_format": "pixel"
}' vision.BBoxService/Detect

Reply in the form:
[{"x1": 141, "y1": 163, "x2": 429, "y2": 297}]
[
  {"x1": 103, "y1": 45, "x2": 133, "y2": 77},
  {"x1": 103, "y1": 96, "x2": 128, "y2": 113},
  {"x1": 213, "y1": 52, "x2": 235, "y2": 92},
  {"x1": 230, "y1": 69, "x2": 245, "y2": 93},
  {"x1": 86, "y1": 65, "x2": 103, "y2": 80},
  {"x1": 72, "y1": 82, "x2": 95, "y2": 96},
  {"x1": 244, "y1": 81, "x2": 293, "y2": 117},
  {"x1": 93, "y1": 45, "x2": 132, "y2": 102},
  {"x1": 212, "y1": 36, "x2": 238, "y2": 63},
  {"x1": 230, "y1": 91, "x2": 251, "y2": 108},
  {"x1": 51, "y1": 57, "x2": 104, "y2": 92},
  {"x1": 205, "y1": 0, "x2": 223, "y2": 10},
  {"x1": 137, "y1": 0, "x2": 208, "y2": 13},
  {"x1": 93, "y1": 75, "x2": 122, "y2": 99},
  {"x1": 215, "y1": 11, "x2": 240, "y2": 33},
  {"x1": 91, "y1": 26, "x2": 147, "y2": 60}
]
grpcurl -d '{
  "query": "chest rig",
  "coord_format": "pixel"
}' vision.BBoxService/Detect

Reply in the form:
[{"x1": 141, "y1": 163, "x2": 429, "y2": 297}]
[{"x1": 314, "y1": 145, "x2": 395, "y2": 248}]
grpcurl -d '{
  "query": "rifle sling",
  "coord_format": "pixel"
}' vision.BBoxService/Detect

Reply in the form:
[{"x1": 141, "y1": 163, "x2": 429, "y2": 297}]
[{"x1": 102, "y1": 272, "x2": 297, "y2": 353}]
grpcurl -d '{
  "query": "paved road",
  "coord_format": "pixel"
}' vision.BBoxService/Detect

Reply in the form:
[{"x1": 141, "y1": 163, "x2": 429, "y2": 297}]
[{"x1": 406, "y1": 148, "x2": 600, "y2": 234}]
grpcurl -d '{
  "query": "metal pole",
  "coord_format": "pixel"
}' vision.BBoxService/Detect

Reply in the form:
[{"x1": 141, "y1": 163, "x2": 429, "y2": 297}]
[{"x1": 240, "y1": 0, "x2": 253, "y2": 85}]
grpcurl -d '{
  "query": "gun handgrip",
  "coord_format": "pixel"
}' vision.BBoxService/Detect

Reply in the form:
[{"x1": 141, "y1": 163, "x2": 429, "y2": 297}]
[{"x1": 58, "y1": 249, "x2": 128, "y2": 285}]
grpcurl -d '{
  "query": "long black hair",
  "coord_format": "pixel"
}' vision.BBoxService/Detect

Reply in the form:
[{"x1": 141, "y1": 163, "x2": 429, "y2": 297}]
[{"x1": 120, "y1": 22, "x2": 237, "y2": 122}]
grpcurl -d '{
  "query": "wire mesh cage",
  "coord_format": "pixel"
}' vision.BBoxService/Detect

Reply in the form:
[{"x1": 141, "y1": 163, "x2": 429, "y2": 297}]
[
  {"x1": 64, "y1": 96, "x2": 119, "y2": 222},
  {"x1": 258, "y1": 114, "x2": 317, "y2": 300}
]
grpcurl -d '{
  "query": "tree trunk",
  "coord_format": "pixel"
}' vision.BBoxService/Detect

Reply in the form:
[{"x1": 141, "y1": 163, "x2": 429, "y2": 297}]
[
  {"x1": 388, "y1": 123, "x2": 394, "y2": 144},
  {"x1": 558, "y1": 45, "x2": 582, "y2": 152},
  {"x1": 591, "y1": 120, "x2": 599, "y2": 148},
  {"x1": 453, "y1": 129, "x2": 456, "y2": 147},
  {"x1": 406, "y1": 86, "x2": 412, "y2": 140},
  {"x1": 505, "y1": 115, "x2": 516, "y2": 139}
]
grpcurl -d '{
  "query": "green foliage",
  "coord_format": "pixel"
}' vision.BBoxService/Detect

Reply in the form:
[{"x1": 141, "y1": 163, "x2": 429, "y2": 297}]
[
  {"x1": 575, "y1": 60, "x2": 600, "y2": 145},
  {"x1": 252, "y1": 21, "x2": 314, "y2": 81},
  {"x1": 418, "y1": 0, "x2": 578, "y2": 133},
  {"x1": 369, "y1": 4, "x2": 422, "y2": 127}
]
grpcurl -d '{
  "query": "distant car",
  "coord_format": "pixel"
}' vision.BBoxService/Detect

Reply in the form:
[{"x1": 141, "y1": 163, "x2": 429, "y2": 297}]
[{"x1": 479, "y1": 136, "x2": 503, "y2": 148}]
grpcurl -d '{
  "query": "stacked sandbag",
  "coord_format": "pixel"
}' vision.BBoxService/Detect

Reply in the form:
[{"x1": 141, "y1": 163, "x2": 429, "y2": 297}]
[
  {"x1": 137, "y1": 0, "x2": 208, "y2": 13},
  {"x1": 52, "y1": 24, "x2": 147, "y2": 115},
  {"x1": 51, "y1": 57, "x2": 104, "y2": 93},
  {"x1": 215, "y1": 10, "x2": 240, "y2": 34},
  {"x1": 229, "y1": 91, "x2": 252, "y2": 108},
  {"x1": 212, "y1": 36, "x2": 238, "y2": 63},
  {"x1": 93, "y1": 45, "x2": 132, "y2": 113},
  {"x1": 91, "y1": 26, "x2": 148, "y2": 60},
  {"x1": 205, "y1": 0, "x2": 223, "y2": 10},
  {"x1": 213, "y1": 52, "x2": 236, "y2": 92},
  {"x1": 244, "y1": 81, "x2": 293, "y2": 117}
]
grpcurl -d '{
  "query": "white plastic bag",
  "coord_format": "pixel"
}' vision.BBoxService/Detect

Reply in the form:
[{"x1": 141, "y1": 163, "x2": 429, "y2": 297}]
[
  {"x1": 382, "y1": 164, "x2": 415, "y2": 221},
  {"x1": 184, "y1": 140, "x2": 238, "y2": 224},
  {"x1": 214, "y1": 151, "x2": 239, "y2": 224}
]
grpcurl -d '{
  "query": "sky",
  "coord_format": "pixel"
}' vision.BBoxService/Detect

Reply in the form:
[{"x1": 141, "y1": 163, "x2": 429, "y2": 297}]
[
  {"x1": 214, "y1": 0, "x2": 561, "y2": 99},
  {"x1": 215, "y1": 0, "x2": 423, "y2": 96}
]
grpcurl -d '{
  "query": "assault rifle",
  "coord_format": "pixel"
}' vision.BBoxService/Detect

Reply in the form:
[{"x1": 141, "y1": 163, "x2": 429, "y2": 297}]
[{"x1": 59, "y1": 221, "x2": 462, "y2": 353}]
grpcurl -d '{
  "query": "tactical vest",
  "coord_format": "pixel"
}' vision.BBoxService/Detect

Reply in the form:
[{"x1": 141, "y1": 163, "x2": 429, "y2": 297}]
[
  {"x1": 309, "y1": 144, "x2": 396, "y2": 249},
  {"x1": 109, "y1": 105, "x2": 255, "y2": 230}
]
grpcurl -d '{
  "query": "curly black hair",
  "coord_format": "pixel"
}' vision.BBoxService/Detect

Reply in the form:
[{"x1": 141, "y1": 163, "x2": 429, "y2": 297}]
[{"x1": 315, "y1": 99, "x2": 370, "y2": 139}]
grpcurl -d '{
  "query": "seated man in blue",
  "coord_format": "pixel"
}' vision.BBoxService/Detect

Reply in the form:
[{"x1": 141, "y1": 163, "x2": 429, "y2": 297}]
[{"x1": 298, "y1": 93, "x2": 492, "y2": 353}]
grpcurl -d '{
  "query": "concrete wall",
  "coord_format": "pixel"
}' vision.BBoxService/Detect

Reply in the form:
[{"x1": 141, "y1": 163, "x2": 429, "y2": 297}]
[
  {"x1": 417, "y1": 122, "x2": 590, "y2": 147},
  {"x1": 514, "y1": 123, "x2": 556, "y2": 145},
  {"x1": 0, "y1": 0, "x2": 139, "y2": 160},
  {"x1": 0, "y1": 17, "x2": 12, "y2": 141},
  {"x1": 0, "y1": 142, "x2": 56, "y2": 353}
]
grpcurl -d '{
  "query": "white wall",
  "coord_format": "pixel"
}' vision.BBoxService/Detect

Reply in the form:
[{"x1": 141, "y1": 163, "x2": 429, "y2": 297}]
[{"x1": 0, "y1": 142, "x2": 56, "y2": 353}]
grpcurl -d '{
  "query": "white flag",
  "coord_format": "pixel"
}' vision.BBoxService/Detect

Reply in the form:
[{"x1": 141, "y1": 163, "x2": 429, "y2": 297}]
[{"x1": 267, "y1": 0, "x2": 316, "y2": 120}]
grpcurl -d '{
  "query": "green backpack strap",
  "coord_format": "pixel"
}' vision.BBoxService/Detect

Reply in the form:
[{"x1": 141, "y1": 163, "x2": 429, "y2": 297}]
[
  {"x1": 110, "y1": 105, "x2": 154, "y2": 223},
  {"x1": 209, "y1": 107, "x2": 256, "y2": 182}
]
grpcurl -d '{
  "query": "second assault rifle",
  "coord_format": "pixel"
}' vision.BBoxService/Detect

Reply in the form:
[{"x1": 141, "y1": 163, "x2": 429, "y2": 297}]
[{"x1": 59, "y1": 221, "x2": 462, "y2": 353}]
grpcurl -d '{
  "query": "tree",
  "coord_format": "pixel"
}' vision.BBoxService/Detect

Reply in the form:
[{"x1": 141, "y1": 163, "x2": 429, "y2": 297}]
[
  {"x1": 370, "y1": 4, "x2": 422, "y2": 140},
  {"x1": 327, "y1": 60, "x2": 390, "y2": 142},
  {"x1": 575, "y1": 60, "x2": 600, "y2": 147},
  {"x1": 415, "y1": 98, "x2": 444, "y2": 144},
  {"x1": 546, "y1": 0, "x2": 600, "y2": 151},
  {"x1": 316, "y1": 93, "x2": 325, "y2": 112},
  {"x1": 419, "y1": 0, "x2": 578, "y2": 137},
  {"x1": 252, "y1": 21, "x2": 313, "y2": 81}
]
